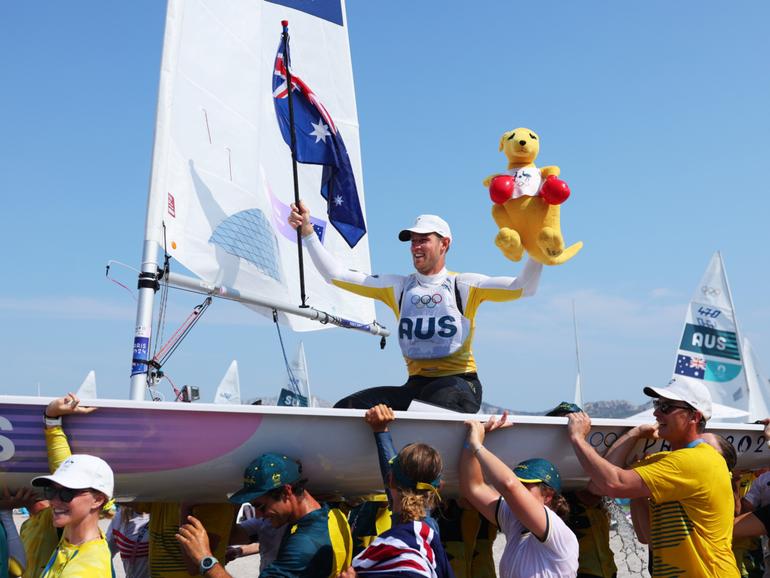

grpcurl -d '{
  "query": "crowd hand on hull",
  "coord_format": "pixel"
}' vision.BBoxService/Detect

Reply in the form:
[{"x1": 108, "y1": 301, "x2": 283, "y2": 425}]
[
  {"x1": 0, "y1": 487, "x2": 38, "y2": 510},
  {"x1": 45, "y1": 393, "x2": 96, "y2": 418},
  {"x1": 365, "y1": 404, "x2": 395, "y2": 433}
]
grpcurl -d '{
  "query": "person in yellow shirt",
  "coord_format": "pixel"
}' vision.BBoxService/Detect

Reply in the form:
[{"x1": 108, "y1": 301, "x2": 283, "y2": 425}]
[
  {"x1": 32, "y1": 393, "x2": 115, "y2": 577},
  {"x1": 568, "y1": 377, "x2": 739, "y2": 577}
]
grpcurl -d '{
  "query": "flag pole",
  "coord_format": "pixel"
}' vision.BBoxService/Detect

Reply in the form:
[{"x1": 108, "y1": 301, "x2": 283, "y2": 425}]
[{"x1": 282, "y1": 20, "x2": 308, "y2": 308}]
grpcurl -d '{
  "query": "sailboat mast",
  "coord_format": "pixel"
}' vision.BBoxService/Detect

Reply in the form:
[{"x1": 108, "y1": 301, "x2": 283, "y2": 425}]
[
  {"x1": 129, "y1": 0, "x2": 182, "y2": 401},
  {"x1": 718, "y1": 251, "x2": 751, "y2": 415}
]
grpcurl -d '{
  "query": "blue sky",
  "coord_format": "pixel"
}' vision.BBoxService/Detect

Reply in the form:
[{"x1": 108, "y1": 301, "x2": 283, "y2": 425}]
[{"x1": 1, "y1": 1, "x2": 768, "y2": 411}]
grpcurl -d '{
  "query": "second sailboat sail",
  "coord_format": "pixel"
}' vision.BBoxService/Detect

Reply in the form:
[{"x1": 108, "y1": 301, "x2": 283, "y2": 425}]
[
  {"x1": 672, "y1": 252, "x2": 747, "y2": 412},
  {"x1": 144, "y1": 0, "x2": 374, "y2": 330}
]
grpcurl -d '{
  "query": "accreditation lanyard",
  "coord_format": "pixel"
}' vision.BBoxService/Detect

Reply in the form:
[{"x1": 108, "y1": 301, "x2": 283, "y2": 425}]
[{"x1": 41, "y1": 540, "x2": 80, "y2": 578}]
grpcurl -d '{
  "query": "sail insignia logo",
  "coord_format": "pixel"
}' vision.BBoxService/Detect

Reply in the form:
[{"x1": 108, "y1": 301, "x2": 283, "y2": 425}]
[
  {"x1": 679, "y1": 324, "x2": 740, "y2": 361},
  {"x1": 168, "y1": 193, "x2": 176, "y2": 218}
]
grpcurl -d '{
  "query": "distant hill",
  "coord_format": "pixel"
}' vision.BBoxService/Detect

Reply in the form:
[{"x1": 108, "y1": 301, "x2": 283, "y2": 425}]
[{"x1": 480, "y1": 399, "x2": 652, "y2": 419}]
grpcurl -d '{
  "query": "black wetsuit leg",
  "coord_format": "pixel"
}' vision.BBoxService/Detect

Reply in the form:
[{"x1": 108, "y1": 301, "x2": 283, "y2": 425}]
[
  {"x1": 333, "y1": 385, "x2": 416, "y2": 410},
  {"x1": 413, "y1": 373, "x2": 481, "y2": 413},
  {"x1": 334, "y1": 373, "x2": 482, "y2": 413}
]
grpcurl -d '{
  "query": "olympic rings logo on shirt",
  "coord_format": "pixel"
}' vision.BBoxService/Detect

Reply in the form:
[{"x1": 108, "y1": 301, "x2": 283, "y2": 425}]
[{"x1": 410, "y1": 294, "x2": 443, "y2": 309}]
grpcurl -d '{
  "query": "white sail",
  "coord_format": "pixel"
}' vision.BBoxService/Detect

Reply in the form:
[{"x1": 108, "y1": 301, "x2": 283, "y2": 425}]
[
  {"x1": 75, "y1": 370, "x2": 98, "y2": 400},
  {"x1": 144, "y1": 0, "x2": 374, "y2": 331},
  {"x1": 288, "y1": 342, "x2": 311, "y2": 405},
  {"x1": 672, "y1": 252, "x2": 748, "y2": 412},
  {"x1": 572, "y1": 300, "x2": 584, "y2": 407},
  {"x1": 744, "y1": 338, "x2": 770, "y2": 421},
  {"x1": 213, "y1": 360, "x2": 241, "y2": 405}
]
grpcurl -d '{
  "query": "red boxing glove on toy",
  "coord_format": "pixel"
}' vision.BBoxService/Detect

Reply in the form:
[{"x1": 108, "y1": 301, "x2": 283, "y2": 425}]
[
  {"x1": 489, "y1": 175, "x2": 514, "y2": 204},
  {"x1": 539, "y1": 175, "x2": 570, "y2": 205}
]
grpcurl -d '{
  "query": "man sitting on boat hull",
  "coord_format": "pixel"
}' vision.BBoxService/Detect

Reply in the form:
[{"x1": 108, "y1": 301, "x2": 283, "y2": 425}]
[{"x1": 289, "y1": 202, "x2": 543, "y2": 413}]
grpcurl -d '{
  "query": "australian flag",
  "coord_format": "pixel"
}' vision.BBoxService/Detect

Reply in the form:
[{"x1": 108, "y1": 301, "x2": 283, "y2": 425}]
[
  {"x1": 352, "y1": 520, "x2": 453, "y2": 578},
  {"x1": 273, "y1": 27, "x2": 366, "y2": 248},
  {"x1": 675, "y1": 354, "x2": 706, "y2": 379}
]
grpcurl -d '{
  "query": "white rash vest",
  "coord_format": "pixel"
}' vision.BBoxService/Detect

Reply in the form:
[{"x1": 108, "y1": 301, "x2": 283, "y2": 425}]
[{"x1": 303, "y1": 232, "x2": 542, "y2": 377}]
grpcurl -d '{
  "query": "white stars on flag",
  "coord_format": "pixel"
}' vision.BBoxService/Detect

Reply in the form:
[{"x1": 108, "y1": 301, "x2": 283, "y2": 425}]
[{"x1": 310, "y1": 118, "x2": 331, "y2": 143}]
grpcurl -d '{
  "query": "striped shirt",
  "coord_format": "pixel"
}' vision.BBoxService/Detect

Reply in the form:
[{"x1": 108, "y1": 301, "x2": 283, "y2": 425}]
[{"x1": 352, "y1": 520, "x2": 454, "y2": 578}]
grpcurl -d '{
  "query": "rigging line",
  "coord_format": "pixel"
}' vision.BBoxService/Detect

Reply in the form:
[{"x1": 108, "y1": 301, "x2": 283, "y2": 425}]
[
  {"x1": 151, "y1": 297, "x2": 212, "y2": 369},
  {"x1": 163, "y1": 373, "x2": 183, "y2": 402},
  {"x1": 272, "y1": 309, "x2": 302, "y2": 396},
  {"x1": 153, "y1": 223, "x2": 172, "y2": 358},
  {"x1": 105, "y1": 261, "x2": 139, "y2": 302}
]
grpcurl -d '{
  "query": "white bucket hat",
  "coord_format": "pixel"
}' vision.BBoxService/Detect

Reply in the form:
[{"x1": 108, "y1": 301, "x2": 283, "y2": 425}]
[
  {"x1": 32, "y1": 454, "x2": 114, "y2": 499},
  {"x1": 643, "y1": 376, "x2": 713, "y2": 421},
  {"x1": 398, "y1": 215, "x2": 452, "y2": 242}
]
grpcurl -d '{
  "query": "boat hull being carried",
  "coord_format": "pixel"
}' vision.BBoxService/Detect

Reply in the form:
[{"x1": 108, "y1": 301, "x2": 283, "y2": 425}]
[{"x1": 1, "y1": 396, "x2": 766, "y2": 502}]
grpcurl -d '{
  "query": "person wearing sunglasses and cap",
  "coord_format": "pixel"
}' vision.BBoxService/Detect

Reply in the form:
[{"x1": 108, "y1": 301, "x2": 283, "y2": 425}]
[
  {"x1": 176, "y1": 453, "x2": 352, "y2": 577},
  {"x1": 567, "y1": 377, "x2": 739, "y2": 577},
  {"x1": 460, "y1": 412, "x2": 578, "y2": 578},
  {"x1": 288, "y1": 202, "x2": 543, "y2": 414},
  {"x1": 31, "y1": 393, "x2": 115, "y2": 577}
]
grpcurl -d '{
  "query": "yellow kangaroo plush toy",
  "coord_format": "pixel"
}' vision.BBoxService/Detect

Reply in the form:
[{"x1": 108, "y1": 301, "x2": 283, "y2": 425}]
[{"x1": 483, "y1": 127, "x2": 583, "y2": 265}]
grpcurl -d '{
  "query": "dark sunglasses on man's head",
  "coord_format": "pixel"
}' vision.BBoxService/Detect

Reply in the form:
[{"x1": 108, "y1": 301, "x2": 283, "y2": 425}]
[
  {"x1": 653, "y1": 399, "x2": 694, "y2": 415},
  {"x1": 42, "y1": 486, "x2": 89, "y2": 503}
]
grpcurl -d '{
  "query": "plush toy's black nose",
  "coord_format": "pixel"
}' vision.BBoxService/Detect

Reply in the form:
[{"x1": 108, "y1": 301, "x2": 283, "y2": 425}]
[{"x1": 519, "y1": 140, "x2": 526, "y2": 146}]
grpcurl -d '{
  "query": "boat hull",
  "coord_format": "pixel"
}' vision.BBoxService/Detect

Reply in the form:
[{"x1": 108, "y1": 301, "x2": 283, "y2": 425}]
[{"x1": 1, "y1": 397, "x2": 766, "y2": 502}]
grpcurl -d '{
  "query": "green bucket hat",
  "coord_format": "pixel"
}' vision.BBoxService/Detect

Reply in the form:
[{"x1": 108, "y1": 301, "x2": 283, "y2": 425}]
[
  {"x1": 229, "y1": 453, "x2": 302, "y2": 504},
  {"x1": 513, "y1": 458, "x2": 562, "y2": 493}
]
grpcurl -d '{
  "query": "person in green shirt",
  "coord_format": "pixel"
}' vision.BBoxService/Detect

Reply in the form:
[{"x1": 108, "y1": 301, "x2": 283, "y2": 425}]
[{"x1": 177, "y1": 452, "x2": 351, "y2": 577}]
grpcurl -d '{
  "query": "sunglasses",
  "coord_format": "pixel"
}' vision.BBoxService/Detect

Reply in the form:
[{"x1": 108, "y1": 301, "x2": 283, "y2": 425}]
[
  {"x1": 42, "y1": 486, "x2": 90, "y2": 503},
  {"x1": 653, "y1": 399, "x2": 694, "y2": 415}
]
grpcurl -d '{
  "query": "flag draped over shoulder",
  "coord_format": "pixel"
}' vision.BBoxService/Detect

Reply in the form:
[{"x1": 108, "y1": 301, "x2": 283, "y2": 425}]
[
  {"x1": 273, "y1": 32, "x2": 366, "y2": 248},
  {"x1": 352, "y1": 521, "x2": 450, "y2": 578}
]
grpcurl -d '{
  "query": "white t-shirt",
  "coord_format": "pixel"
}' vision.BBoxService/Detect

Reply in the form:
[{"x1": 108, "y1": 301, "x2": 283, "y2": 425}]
[
  {"x1": 744, "y1": 471, "x2": 770, "y2": 508},
  {"x1": 496, "y1": 498, "x2": 579, "y2": 578},
  {"x1": 106, "y1": 508, "x2": 150, "y2": 578},
  {"x1": 238, "y1": 517, "x2": 287, "y2": 572}
]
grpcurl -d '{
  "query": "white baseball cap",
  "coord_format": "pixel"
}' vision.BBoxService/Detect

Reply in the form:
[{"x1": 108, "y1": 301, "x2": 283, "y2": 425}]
[
  {"x1": 398, "y1": 215, "x2": 452, "y2": 242},
  {"x1": 32, "y1": 454, "x2": 114, "y2": 498},
  {"x1": 643, "y1": 376, "x2": 713, "y2": 421}
]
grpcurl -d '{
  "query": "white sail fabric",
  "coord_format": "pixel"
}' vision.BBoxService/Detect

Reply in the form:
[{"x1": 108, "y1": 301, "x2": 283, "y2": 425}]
[
  {"x1": 745, "y1": 338, "x2": 770, "y2": 421},
  {"x1": 288, "y1": 341, "x2": 311, "y2": 404},
  {"x1": 214, "y1": 360, "x2": 241, "y2": 404},
  {"x1": 145, "y1": 0, "x2": 373, "y2": 330},
  {"x1": 671, "y1": 252, "x2": 748, "y2": 411},
  {"x1": 75, "y1": 370, "x2": 98, "y2": 400}
]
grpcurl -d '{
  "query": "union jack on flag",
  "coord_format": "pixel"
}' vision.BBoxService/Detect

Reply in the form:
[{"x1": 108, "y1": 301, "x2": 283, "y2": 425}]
[
  {"x1": 273, "y1": 52, "x2": 336, "y2": 136},
  {"x1": 272, "y1": 25, "x2": 366, "y2": 248},
  {"x1": 675, "y1": 354, "x2": 705, "y2": 379}
]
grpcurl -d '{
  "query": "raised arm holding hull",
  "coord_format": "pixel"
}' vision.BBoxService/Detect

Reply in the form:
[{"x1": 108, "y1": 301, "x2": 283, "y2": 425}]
[
  {"x1": 289, "y1": 201, "x2": 542, "y2": 413},
  {"x1": 567, "y1": 378, "x2": 740, "y2": 577}
]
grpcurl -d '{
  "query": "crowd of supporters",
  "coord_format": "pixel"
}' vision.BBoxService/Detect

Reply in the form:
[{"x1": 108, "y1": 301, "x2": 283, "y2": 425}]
[{"x1": 2, "y1": 379, "x2": 769, "y2": 577}]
